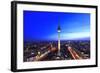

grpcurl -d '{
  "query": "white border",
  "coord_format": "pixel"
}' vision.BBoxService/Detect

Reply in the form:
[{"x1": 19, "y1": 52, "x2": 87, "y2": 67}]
[{"x1": 17, "y1": 4, "x2": 96, "y2": 69}]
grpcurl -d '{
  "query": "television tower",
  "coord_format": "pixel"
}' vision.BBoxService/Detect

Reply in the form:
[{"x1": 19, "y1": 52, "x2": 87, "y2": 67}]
[{"x1": 57, "y1": 22, "x2": 61, "y2": 56}]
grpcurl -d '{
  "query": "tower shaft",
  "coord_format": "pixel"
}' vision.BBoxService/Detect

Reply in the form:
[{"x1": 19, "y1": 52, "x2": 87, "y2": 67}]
[{"x1": 58, "y1": 32, "x2": 60, "y2": 55}]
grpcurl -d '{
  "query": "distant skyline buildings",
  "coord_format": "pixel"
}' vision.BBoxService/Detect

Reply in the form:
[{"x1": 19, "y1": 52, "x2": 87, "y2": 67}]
[{"x1": 24, "y1": 11, "x2": 90, "y2": 41}]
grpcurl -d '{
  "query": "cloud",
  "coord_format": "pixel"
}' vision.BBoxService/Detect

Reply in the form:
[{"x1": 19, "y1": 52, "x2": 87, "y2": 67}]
[{"x1": 49, "y1": 32, "x2": 90, "y2": 40}]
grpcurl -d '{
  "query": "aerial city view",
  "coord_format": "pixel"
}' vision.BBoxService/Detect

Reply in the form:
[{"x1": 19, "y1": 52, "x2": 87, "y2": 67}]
[{"x1": 23, "y1": 11, "x2": 90, "y2": 62}]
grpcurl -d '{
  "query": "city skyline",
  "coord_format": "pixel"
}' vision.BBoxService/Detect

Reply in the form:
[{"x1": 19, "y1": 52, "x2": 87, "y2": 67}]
[{"x1": 24, "y1": 11, "x2": 90, "y2": 41}]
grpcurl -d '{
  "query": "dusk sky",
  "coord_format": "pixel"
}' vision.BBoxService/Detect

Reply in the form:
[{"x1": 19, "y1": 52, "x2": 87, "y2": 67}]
[{"x1": 24, "y1": 11, "x2": 90, "y2": 41}]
